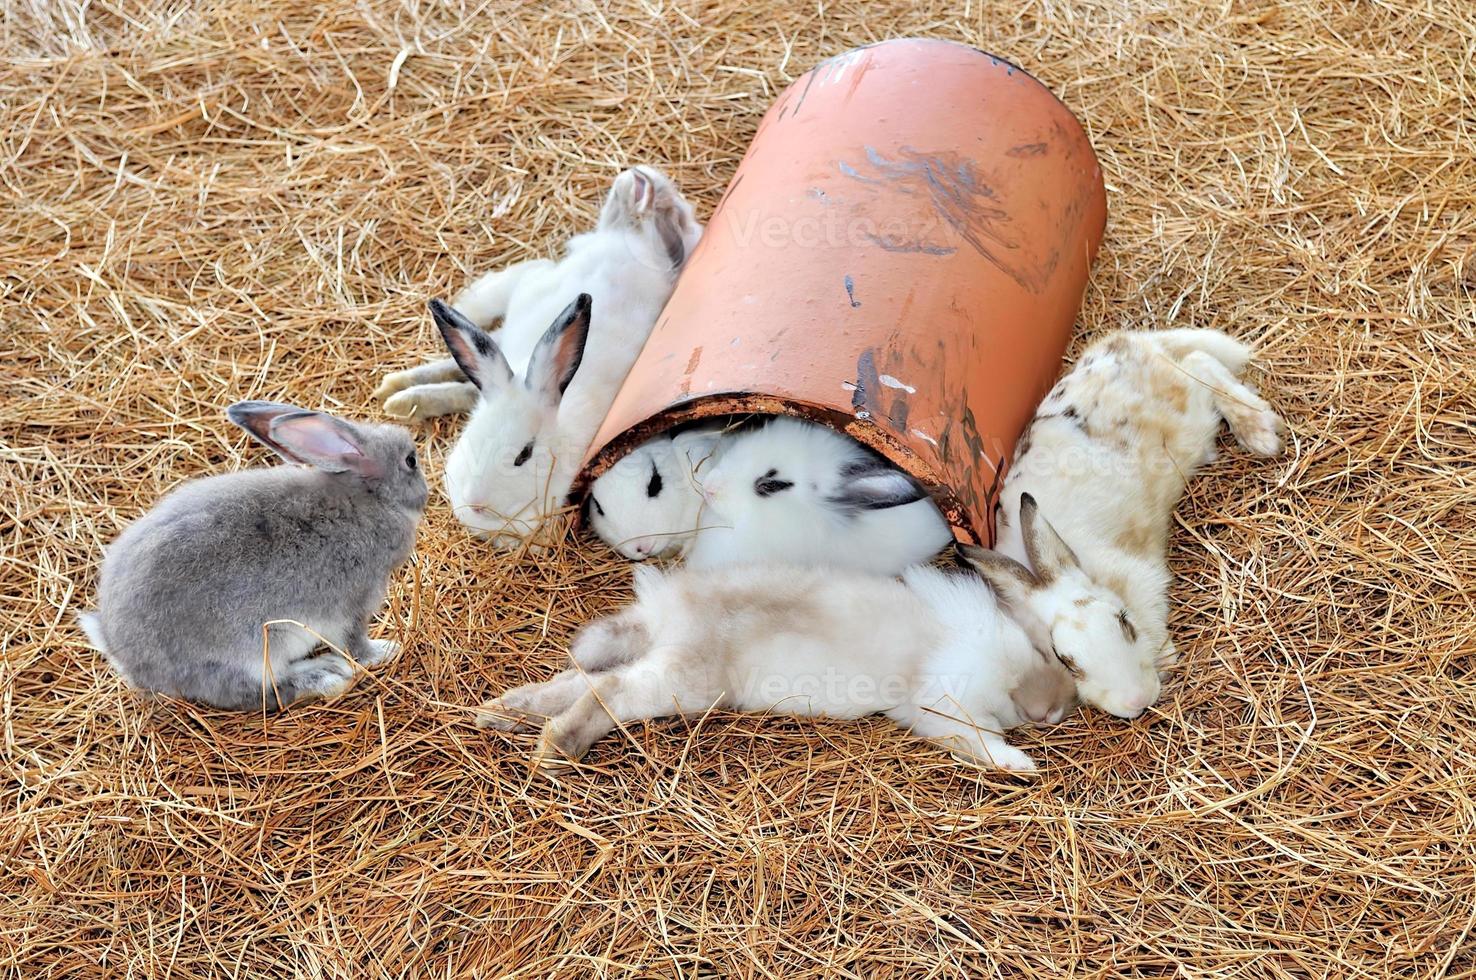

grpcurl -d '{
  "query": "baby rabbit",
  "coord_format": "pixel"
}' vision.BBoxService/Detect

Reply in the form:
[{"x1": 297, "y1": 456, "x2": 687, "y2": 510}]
[
  {"x1": 684, "y1": 416, "x2": 954, "y2": 575},
  {"x1": 476, "y1": 557, "x2": 1068, "y2": 771},
  {"x1": 586, "y1": 425, "x2": 725, "y2": 560},
  {"x1": 77, "y1": 402, "x2": 427, "y2": 711},
  {"x1": 970, "y1": 329, "x2": 1285, "y2": 719},
  {"x1": 376, "y1": 166, "x2": 703, "y2": 547}
]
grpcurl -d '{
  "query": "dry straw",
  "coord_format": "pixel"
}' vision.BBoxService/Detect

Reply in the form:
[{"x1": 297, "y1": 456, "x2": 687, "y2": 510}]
[{"x1": 4, "y1": 0, "x2": 1475, "y2": 977}]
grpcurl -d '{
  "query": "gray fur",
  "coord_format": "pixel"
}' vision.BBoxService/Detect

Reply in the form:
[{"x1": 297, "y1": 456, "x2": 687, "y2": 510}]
[{"x1": 79, "y1": 403, "x2": 427, "y2": 711}]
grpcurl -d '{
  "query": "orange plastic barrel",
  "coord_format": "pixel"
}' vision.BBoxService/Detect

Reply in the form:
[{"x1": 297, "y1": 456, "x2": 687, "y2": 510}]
[{"x1": 578, "y1": 38, "x2": 1107, "y2": 545}]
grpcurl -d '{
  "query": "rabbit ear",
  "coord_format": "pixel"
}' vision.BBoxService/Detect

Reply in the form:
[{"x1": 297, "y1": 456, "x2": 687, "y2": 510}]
[
  {"x1": 270, "y1": 414, "x2": 378, "y2": 475},
  {"x1": 658, "y1": 213, "x2": 687, "y2": 270},
  {"x1": 962, "y1": 545, "x2": 1053, "y2": 664},
  {"x1": 626, "y1": 167, "x2": 656, "y2": 215},
  {"x1": 524, "y1": 293, "x2": 592, "y2": 406},
  {"x1": 228, "y1": 401, "x2": 315, "y2": 462},
  {"x1": 1018, "y1": 493, "x2": 1081, "y2": 582},
  {"x1": 227, "y1": 402, "x2": 372, "y2": 475},
  {"x1": 960, "y1": 544, "x2": 1039, "y2": 609},
  {"x1": 828, "y1": 462, "x2": 926, "y2": 512},
  {"x1": 429, "y1": 298, "x2": 512, "y2": 392}
]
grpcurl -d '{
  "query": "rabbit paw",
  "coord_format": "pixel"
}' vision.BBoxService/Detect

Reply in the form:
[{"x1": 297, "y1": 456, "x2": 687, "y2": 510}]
[
  {"x1": 474, "y1": 699, "x2": 541, "y2": 733},
  {"x1": 1237, "y1": 409, "x2": 1285, "y2": 457},
  {"x1": 988, "y1": 744, "x2": 1038, "y2": 773},
  {"x1": 373, "y1": 369, "x2": 418, "y2": 403},
  {"x1": 384, "y1": 383, "x2": 479, "y2": 422},
  {"x1": 530, "y1": 715, "x2": 600, "y2": 768},
  {"x1": 361, "y1": 639, "x2": 401, "y2": 667},
  {"x1": 284, "y1": 656, "x2": 358, "y2": 704},
  {"x1": 1221, "y1": 393, "x2": 1286, "y2": 456},
  {"x1": 944, "y1": 738, "x2": 1037, "y2": 773},
  {"x1": 530, "y1": 730, "x2": 579, "y2": 770},
  {"x1": 382, "y1": 388, "x2": 437, "y2": 422}
]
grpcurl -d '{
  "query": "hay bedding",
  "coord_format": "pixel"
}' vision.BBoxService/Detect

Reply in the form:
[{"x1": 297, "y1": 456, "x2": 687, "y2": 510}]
[{"x1": 3, "y1": 0, "x2": 1473, "y2": 975}]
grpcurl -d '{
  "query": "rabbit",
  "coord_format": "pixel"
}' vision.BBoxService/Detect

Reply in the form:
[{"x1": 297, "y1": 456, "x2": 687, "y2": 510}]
[
  {"x1": 1008, "y1": 652, "x2": 1079, "y2": 727},
  {"x1": 76, "y1": 401, "x2": 428, "y2": 711},
  {"x1": 585, "y1": 424, "x2": 727, "y2": 560},
  {"x1": 968, "y1": 328, "x2": 1285, "y2": 720},
  {"x1": 555, "y1": 562, "x2": 1076, "y2": 722},
  {"x1": 476, "y1": 555, "x2": 1070, "y2": 772},
  {"x1": 407, "y1": 167, "x2": 702, "y2": 546},
  {"x1": 375, "y1": 166, "x2": 702, "y2": 422},
  {"x1": 683, "y1": 416, "x2": 954, "y2": 575}
]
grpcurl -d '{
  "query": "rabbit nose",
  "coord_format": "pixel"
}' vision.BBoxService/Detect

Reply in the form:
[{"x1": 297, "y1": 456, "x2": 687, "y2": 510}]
[{"x1": 1120, "y1": 694, "x2": 1153, "y2": 718}]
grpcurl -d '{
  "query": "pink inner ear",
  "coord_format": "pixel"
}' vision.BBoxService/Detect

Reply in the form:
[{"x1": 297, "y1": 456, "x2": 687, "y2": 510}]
[
  {"x1": 272, "y1": 414, "x2": 362, "y2": 465},
  {"x1": 630, "y1": 170, "x2": 653, "y2": 213}
]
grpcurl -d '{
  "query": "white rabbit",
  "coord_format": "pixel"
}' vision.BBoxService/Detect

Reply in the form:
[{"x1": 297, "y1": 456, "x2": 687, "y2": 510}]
[
  {"x1": 388, "y1": 167, "x2": 703, "y2": 546},
  {"x1": 586, "y1": 424, "x2": 726, "y2": 560},
  {"x1": 969, "y1": 328, "x2": 1285, "y2": 719},
  {"x1": 374, "y1": 166, "x2": 703, "y2": 423},
  {"x1": 684, "y1": 416, "x2": 954, "y2": 575},
  {"x1": 476, "y1": 556, "x2": 1074, "y2": 772}
]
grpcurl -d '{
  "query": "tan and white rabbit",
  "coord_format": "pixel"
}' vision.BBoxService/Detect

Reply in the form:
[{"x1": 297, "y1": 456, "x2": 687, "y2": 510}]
[
  {"x1": 78, "y1": 402, "x2": 427, "y2": 711},
  {"x1": 970, "y1": 329, "x2": 1285, "y2": 719},
  {"x1": 476, "y1": 556, "x2": 1072, "y2": 772},
  {"x1": 586, "y1": 425, "x2": 726, "y2": 560},
  {"x1": 685, "y1": 416, "x2": 954, "y2": 575},
  {"x1": 376, "y1": 166, "x2": 703, "y2": 547}
]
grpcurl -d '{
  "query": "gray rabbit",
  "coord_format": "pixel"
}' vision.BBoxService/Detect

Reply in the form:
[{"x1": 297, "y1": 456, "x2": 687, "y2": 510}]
[{"x1": 77, "y1": 401, "x2": 428, "y2": 711}]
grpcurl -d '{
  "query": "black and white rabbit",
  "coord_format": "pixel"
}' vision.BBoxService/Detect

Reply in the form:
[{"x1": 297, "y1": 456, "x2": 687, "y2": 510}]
[
  {"x1": 77, "y1": 402, "x2": 427, "y2": 711},
  {"x1": 685, "y1": 416, "x2": 953, "y2": 575},
  {"x1": 586, "y1": 425, "x2": 725, "y2": 560}
]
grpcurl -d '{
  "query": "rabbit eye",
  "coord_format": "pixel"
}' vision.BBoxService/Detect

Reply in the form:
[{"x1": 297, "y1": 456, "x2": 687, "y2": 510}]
[
  {"x1": 404, "y1": 452, "x2": 417, "y2": 470},
  {"x1": 753, "y1": 468, "x2": 794, "y2": 498},
  {"x1": 646, "y1": 461, "x2": 663, "y2": 498},
  {"x1": 514, "y1": 442, "x2": 533, "y2": 467},
  {"x1": 1118, "y1": 610, "x2": 1138, "y2": 642},
  {"x1": 1051, "y1": 644, "x2": 1084, "y2": 680},
  {"x1": 590, "y1": 495, "x2": 605, "y2": 517}
]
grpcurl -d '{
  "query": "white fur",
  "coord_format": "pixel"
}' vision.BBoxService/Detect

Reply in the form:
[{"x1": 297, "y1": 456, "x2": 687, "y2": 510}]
[
  {"x1": 379, "y1": 166, "x2": 703, "y2": 547},
  {"x1": 587, "y1": 425, "x2": 726, "y2": 560},
  {"x1": 685, "y1": 417, "x2": 953, "y2": 575},
  {"x1": 476, "y1": 561, "x2": 1063, "y2": 772},
  {"x1": 980, "y1": 328, "x2": 1285, "y2": 719}
]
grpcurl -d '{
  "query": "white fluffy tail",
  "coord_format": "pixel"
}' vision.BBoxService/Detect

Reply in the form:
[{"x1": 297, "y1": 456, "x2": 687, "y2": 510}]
[
  {"x1": 1150, "y1": 329, "x2": 1255, "y2": 376},
  {"x1": 77, "y1": 610, "x2": 108, "y2": 653}
]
